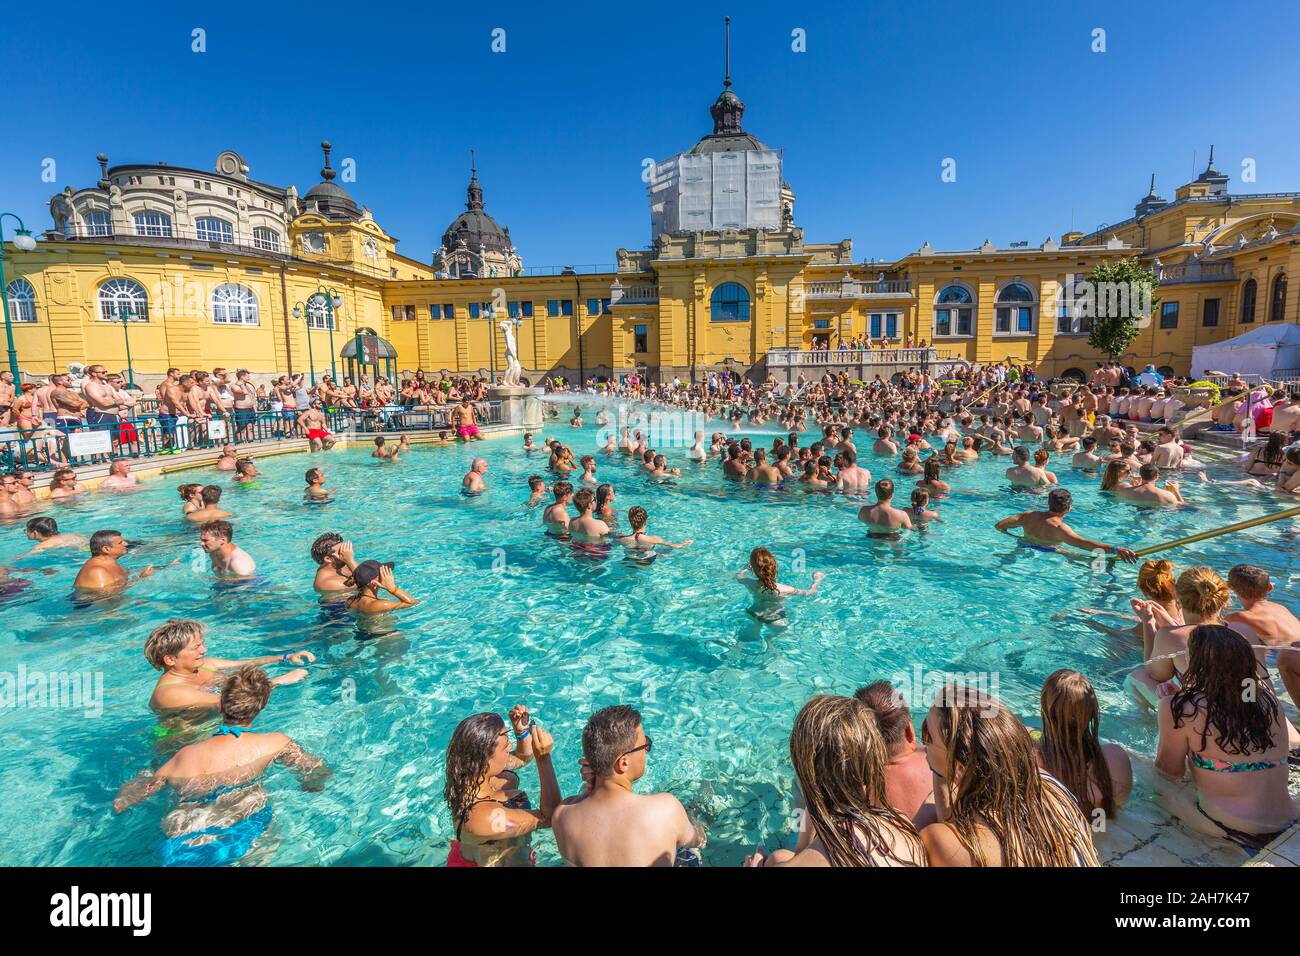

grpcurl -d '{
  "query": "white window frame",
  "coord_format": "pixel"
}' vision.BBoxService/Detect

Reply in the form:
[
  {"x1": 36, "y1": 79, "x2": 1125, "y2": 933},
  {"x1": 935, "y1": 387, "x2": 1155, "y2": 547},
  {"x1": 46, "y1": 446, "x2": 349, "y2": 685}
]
[
  {"x1": 252, "y1": 227, "x2": 282, "y2": 252},
  {"x1": 132, "y1": 210, "x2": 173, "y2": 238},
  {"x1": 195, "y1": 217, "x2": 234, "y2": 243},
  {"x1": 211, "y1": 284, "x2": 260, "y2": 326},
  {"x1": 994, "y1": 281, "x2": 1037, "y2": 336},
  {"x1": 306, "y1": 293, "x2": 334, "y2": 330},
  {"x1": 6, "y1": 278, "x2": 37, "y2": 323},
  {"x1": 933, "y1": 284, "x2": 975, "y2": 338},
  {"x1": 98, "y1": 278, "x2": 149, "y2": 322},
  {"x1": 84, "y1": 210, "x2": 111, "y2": 237}
]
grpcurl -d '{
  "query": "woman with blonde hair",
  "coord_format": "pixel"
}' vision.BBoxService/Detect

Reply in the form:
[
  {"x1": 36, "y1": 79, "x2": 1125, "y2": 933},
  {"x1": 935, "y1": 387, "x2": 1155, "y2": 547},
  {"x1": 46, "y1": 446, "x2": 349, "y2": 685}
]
[
  {"x1": 1128, "y1": 566, "x2": 1239, "y2": 708},
  {"x1": 1038, "y1": 669, "x2": 1132, "y2": 820},
  {"x1": 1099, "y1": 459, "x2": 1132, "y2": 492},
  {"x1": 745, "y1": 695, "x2": 926, "y2": 867},
  {"x1": 919, "y1": 687, "x2": 1100, "y2": 867}
]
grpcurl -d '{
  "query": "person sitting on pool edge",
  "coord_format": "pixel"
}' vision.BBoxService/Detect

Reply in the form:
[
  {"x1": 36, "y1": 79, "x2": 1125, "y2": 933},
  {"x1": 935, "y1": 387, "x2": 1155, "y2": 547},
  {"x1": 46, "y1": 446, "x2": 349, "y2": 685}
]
[
  {"x1": 73, "y1": 529, "x2": 155, "y2": 593},
  {"x1": 1037, "y1": 669, "x2": 1132, "y2": 823},
  {"x1": 346, "y1": 560, "x2": 418, "y2": 614},
  {"x1": 146, "y1": 618, "x2": 314, "y2": 712},
  {"x1": 552, "y1": 704, "x2": 708, "y2": 867},
  {"x1": 854, "y1": 680, "x2": 934, "y2": 820},
  {"x1": 994, "y1": 488, "x2": 1138, "y2": 561},
  {"x1": 115, "y1": 666, "x2": 331, "y2": 865},
  {"x1": 199, "y1": 520, "x2": 256, "y2": 578},
  {"x1": 185, "y1": 485, "x2": 232, "y2": 522}
]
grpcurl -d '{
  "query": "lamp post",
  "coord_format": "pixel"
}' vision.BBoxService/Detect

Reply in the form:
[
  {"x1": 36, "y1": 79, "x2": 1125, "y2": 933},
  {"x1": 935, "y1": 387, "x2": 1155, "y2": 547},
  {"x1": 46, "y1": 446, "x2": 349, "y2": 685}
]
[
  {"x1": 291, "y1": 301, "x2": 317, "y2": 386},
  {"x1": 118, "y1": 302, "x2": 136, "y2": 389},
  {"x1": 0, "y1": 213, "x2": 38, "y2": 382},
  {"x1": 315, "y1": 285, "x2": 343, "y2": 381}
]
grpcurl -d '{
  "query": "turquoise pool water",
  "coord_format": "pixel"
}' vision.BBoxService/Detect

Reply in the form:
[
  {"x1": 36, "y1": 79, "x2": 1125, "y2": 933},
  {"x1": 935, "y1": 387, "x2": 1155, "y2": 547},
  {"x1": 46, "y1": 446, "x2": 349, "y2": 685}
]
[{"x1": 1, "y1": 399, "x2": 1297, "y2": 866}]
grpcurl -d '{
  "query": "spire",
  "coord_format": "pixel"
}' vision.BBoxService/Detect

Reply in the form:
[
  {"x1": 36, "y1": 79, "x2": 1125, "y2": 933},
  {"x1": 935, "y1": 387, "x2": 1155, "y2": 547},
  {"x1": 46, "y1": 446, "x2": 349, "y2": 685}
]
[
  {"x1": 1135, "y1": 172, "x2": 1168, "y2": 218},
  {"x1": 1196, "y1": 143, "x2": 1229, "y2": 192},
  {"x1": 709, "y1": 16, "x2": 744, "y2": 135},
  {"x1": 723, "y1": 16, "x2": 731, "y2": 90},
  {"x1": 466, "y1": 149, "x2": 484, "y2": 212},
  {"x1": 1147, "y1": 173, "x2": 1157, "y2": 196},
  {"x1": 319, "y1": 140, "x2": 335, "y2": 182}
]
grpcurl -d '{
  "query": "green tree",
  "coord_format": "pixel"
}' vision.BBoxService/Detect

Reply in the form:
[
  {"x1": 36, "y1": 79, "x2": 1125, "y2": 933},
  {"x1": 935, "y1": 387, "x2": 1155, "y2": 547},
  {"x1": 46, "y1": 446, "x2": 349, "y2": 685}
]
[{"x1": 1083, "y1": 258, "x2": 1161, "y2": 362}]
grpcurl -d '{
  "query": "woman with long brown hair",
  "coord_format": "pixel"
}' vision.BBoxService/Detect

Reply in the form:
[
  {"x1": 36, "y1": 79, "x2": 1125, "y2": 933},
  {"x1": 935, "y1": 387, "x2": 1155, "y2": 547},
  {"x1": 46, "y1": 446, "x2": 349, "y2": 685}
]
[
  {"x1": 1099, "y1": 459, "x2": 1132, "y2": 492},
  {"x1": 745, "y1": 695, "x2": 926, "y2": 867},
  {"x1": 735, "y1": 546, "x2": 825, "y2": 631},
  {"x1": 443, "y1": 706, "x2": 560, "y2": 867},
  {"x1": 919, "y1": 686, "x2": 1100, "y2": 866},
  {"x1": 1156, "y1": 625, "x2": 1297, "y2": 848},
  {"x1": 1038, "y1": 669, "x2": 1132, "y2": 821}
]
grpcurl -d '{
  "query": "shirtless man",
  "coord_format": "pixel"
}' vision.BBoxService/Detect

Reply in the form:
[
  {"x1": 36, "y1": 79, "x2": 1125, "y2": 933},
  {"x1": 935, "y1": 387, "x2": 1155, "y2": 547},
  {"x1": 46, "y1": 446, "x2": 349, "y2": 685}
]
[
  {"x1": 1151, "y1": 427, "x2": 1186, "y2": 469},
  {"x1": 1225, "y1": 564, "x2": 1300, "y2": 707},
  {"x1": 1071, "y1": 435, "x2": 1105, "y2": 471},
  {"x1": 45, "y1": 373, "x2": 88, "y2": 426},
  {"x1": 81, "y1": 364, "x2": 123, "y2": 442},
  {"x1": 19, "y1": 516, "x2": 88, "y2": 555},
  {"x1": 115, "y1": 667, "x2": 329, "y2": 826},
  {"x1": 525, "y1": 475, "x2": 546, "y2": 508},
  {"x1": 687, "y1": 431, "x2": 707, "y2": 462},
  {"x1": 199, "y1": 520, "x2": 257, "y2": 578},
  {"x1": 834, "y1": 447, "x2": 873, "y2": 495},
  {"x1": 552, "y1": 704, "x2": 707, "y2": 867},
  {"x1": 568, "y1": 488, "x2": 610, "y2": 541},
  {"x1": 855, "y1": 681, "x2": 934, "y2": 819},
  {"x1": 144, "y1": 619, "x2": 312, "y2": 712},
  {"x1": 722, "y1": 444, "x2": 748, "y2": 479},
  {"x1": 304, "y1": 467, "x2": 331, "y2": 500},
  {"x1": 995, "y1": 488, "x2": 1137, "y2": 560},
  {"x1": 462, "y1": 457, "x2": 489, "y2": 494},
  {"x1": 186, "y1": 485, "x2": 232, "y2": 522},
  {"x1": 749, "y1": 449, "x2": 782, "y2": 485},
  {"x1": 372, "y1": 436, "x2": 398, "y2": 460},
  {"x1": 73, "y1": 529, "x2": 155, "y2": 591},
  {"x1": 858, "y1": 478, "x2": 914, "y2": 536},
  {"x1": 310, "y1": 533, "x2": 360, "y2": 593},
  {"x1": 453, "y1": 400, "x2": 483, "y2": 441},
  {"x1": 1113, "y1": 463, "x2": 1185, "y2": 507},
  {"x1": 873, "y1": 427, "x2": 899, "y2": 457},
  {"x1": 215, "y1": 444, "x2": 239, "y2": 471},
  {"x1": 1003, "y1": 445, "x2": 1047, "y2": 488},
  {"x1": 542, "y1": 481, "x2": 573, "y2": 532},
  {"x1": 229, "y1": 368, "x2": 257, "y2": 442},
  {"x1": 99, "y1": 459, "x2": 138, "y2": 492},
  {"x1": 298, "y1": 402, "x2": 334, "y2": 451}
]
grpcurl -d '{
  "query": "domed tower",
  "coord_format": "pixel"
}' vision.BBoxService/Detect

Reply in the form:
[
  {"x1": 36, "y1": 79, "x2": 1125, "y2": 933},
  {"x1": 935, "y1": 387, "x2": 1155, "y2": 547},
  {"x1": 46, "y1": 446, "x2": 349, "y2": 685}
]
[
  {"x1": 303, "y1": 141, "x2": 361, "y2": 220},
  {"x1": 433, "y1": 151, "x2": 522, "y2": 279}
]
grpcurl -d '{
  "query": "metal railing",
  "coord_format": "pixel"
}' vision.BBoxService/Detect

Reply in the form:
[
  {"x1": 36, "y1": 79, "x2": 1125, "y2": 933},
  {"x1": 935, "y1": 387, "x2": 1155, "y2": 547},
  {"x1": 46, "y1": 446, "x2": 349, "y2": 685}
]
[
  {"x1": 805, "y1": 279, "x2": 913, "y2": 298},
  {"x1": 0, "y1": 403, "x2": 502, "y2": 474}
]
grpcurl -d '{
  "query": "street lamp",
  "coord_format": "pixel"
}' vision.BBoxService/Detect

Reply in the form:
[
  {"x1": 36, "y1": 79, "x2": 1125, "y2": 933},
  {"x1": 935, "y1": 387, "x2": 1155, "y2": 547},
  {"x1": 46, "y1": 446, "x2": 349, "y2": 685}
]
[
  {"x1": 0, "y1": 213, "x2": 38, "y2": 382},
  {"x1": 314, "y1": 285, "x2": 343, "y2": 381},
  {"x1": 118, "y1": 302, "x2": 136, "y2": 389},
  {"x1": 291, "y1": 301, "x2": 317, "y2": 386}
]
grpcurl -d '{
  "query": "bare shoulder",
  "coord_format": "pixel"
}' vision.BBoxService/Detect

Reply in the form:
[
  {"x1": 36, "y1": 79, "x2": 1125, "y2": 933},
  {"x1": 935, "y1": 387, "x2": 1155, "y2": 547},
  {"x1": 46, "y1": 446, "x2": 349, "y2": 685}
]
[{"x1": 919, "y1": 821, "x2": 966, "y2": 864}]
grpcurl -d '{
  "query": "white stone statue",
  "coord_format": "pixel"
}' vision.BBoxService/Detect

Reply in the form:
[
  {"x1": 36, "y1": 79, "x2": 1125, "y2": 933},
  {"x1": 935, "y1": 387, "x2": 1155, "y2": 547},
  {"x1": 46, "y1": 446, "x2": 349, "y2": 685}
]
[{"x1": 499, "y1": 320, "x2": 522, "y2": 386}]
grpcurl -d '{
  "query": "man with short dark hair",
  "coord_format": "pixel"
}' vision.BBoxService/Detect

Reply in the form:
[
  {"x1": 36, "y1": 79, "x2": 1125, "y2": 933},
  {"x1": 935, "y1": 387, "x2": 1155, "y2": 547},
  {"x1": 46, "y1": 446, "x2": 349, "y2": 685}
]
[
  {"x1": 73, "y1": 529, "x2": 155, "y2": 591},
  {"x1": 199, "y1": 520, "x2": 256, "y2": 578},
  {"x1": 855, "y1": 681, "x2": 933, "y2": 819},
  {"x1": 186, "y1": 485, "x2": 232, "y2": 522},
  {"x1": 21, "y1": 516, "x2": 88, "y2": 555},
  {"x1": 995, "y1": 488, "x2": 1137, "y2": 561},
  {"x1": 552, "y1": 705, "x2": 706, "y2": 866},
  {"x1": 1113, "y1": 462, "x2": 1184, "y2": 507}
]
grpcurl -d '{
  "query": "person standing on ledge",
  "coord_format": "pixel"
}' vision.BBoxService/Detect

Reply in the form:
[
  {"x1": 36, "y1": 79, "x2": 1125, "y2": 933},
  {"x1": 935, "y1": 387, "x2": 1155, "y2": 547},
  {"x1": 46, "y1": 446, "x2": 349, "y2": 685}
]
[
  {"x1": 453, "y1": 399, "x2": 482, "y2": 441},
  {"x1": 995, "y1": 488, "x2": 1137, "y2": 561}
]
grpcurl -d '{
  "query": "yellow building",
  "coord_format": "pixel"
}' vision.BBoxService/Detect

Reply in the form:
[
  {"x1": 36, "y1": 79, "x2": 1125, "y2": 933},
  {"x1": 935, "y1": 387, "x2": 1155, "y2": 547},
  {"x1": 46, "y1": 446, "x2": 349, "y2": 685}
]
[{"x1": 5, "y1": 91, "x2": 1297, "y2": 387}]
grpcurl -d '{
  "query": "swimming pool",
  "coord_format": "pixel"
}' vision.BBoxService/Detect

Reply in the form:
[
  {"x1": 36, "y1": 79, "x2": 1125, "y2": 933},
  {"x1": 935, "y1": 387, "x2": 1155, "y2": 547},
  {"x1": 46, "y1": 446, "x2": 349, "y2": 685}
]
[{"x1": 2, "y1": 399, "x2": 1297, "y2": 866}]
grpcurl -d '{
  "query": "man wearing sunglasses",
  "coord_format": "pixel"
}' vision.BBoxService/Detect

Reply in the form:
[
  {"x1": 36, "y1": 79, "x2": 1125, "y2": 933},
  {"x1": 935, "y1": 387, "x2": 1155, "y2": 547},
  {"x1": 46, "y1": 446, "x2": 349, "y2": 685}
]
[{"x1": 552, "y1": 704, "x2": 707, "y2": 866}]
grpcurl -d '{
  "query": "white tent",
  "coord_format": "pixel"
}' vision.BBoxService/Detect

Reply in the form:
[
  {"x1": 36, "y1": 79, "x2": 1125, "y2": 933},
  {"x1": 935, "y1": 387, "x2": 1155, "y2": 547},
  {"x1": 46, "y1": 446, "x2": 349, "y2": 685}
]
[{"x1": 1191, "y1": 323, "x2": 1300, "y2": 379}]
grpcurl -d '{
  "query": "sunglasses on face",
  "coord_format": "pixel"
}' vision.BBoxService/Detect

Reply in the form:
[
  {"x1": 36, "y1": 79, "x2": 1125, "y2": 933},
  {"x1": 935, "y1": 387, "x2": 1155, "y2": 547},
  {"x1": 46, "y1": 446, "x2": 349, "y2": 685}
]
[{"x1": 620, "y1": 736, "x2": 653, "y2": 758}]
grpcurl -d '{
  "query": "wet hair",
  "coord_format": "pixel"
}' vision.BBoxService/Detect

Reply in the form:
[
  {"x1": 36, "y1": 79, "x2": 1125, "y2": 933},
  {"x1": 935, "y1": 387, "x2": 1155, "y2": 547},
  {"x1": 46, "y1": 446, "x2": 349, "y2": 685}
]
[
  {"x1": 841, "y1": 447, "x2": 856, "y2": 465},
  {"x1": 1047, "y1": 488, "x2": 1071, "y2": 514},
  {"x1": 235, "y1": 457, "x2": 255, "y2": 473},
  {"x1": 552, "y1": 480, "x2": 573, "y2": 500},
  {"x1": 923, "y1": 458, "x2": 941, "y2": 482},
  {"x1": 749, "y1": 546, "x2": 778, "y2": 592},
  {"x1": 595, "y1": 483, "x2": 614, "y2": 512},
  {"x1": 1175, "y1": 566, "x2": 1230, "y2": 618},
  {"x1": 444, "y1": 712, "x2": 508, "y2": 838},
  {"x1": 200, "y1": 520, "x2": 234, "y2": 542},
  {"x1": 582, "y1": 704, "x2": 643, "y2": 778},
  {"x1": 1138, "y1": 462, "x2": 1159, "y2": 481},
  {"x1": 145, "y1": 619, "x2": 204, "y2": 670},
  {"x1": 527, "y1": 475, "x2": 544, "y2": 491},
  {"x1": 1011, "y1": 446, "x2": 1030, "y2": 464},
  {"x1": 200, "y1": 484, "x2": 223, "y2": 504},
  {"x1": 1033, "y1": 448, "x2": 1050, "y2": 468},
  {"x1": 306, "y1": 468, "x2": 323, "y2": 483},
  {"x1": 1080, "y1": 436, "x2": 1096, "y2": 450},
  {"x1": 89, "y1": 529, "x2": 120, "y2": 555},
  {"x1": 789, "y1": 695, "x2": 923, "y2": 867},
  {"x1": 220, "y1": 665, "x2": 273, "y2": 725},
  {"x1": 627, "y1": 505, "x2": 648, "y2": 531},
  {"x1": 374, "y1": 436, "x2": 386, "y2": 446},
  {"x1": 1099, "y1": 460, "x2": 1127, "y2": 491},
  {"x1": 311, "y1": 532, "x2": 343, "y2": 566},
  {"x1": 1137, "y1": 559, "x2": 1177, "y2": 603},
  {"x1": 853, "y1": 681, "x2": 912, "y2": 751},
  {"x1": 177, "y1": 482, "x2": 201, "y2": 501},
  {"x1": 1227, "y1": 564, "x2": 1271, "y2": 601},
  {"x1": 25, "y1": 516, "x2": 57, "y2": 539},
  {"x1": 572, "y1": 488, "x2": 594, "y2": 512},
  {"x1": 1039, "y1": 669, "x2": 1117, "y2": 819},
  {"x1": 910, "y1": 488, "x2": 929, "y2": 509},
  {"x1": 1171, "y1": 625, "x2": 1280, "y2": 758},
  {"x1": 875, "y1": 478, "x2": 894, "y2": 500}
]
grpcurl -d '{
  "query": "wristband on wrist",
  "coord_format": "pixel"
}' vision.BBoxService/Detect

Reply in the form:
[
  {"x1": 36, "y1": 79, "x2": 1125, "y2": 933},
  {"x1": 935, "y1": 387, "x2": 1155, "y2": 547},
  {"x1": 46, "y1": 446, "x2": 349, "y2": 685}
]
[
  {"x1": 280, "y1": 653, "x2": 291, "y2": 662},
  {"x1": 515, "y1": 727, "x2": 531, "y2": 740}
]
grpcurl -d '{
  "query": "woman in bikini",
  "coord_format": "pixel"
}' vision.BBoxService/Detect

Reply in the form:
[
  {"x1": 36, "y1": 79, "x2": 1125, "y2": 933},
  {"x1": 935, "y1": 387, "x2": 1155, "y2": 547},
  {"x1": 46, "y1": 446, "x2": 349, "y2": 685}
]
[
  {"x1": 1037, "y1": 669, "x2": 1133, "y2": 822},
  {"x1": 1128, "y1": 566, "x2": 1236, "y2": 708},
  {"x1": 1155, "y1": 625, "x2": 1297, "y2": 849},
  {"x1": 1242, "y1": 432, "x2": 1285, "y2": 479},
  {"x1": 918, "y1": 689, "x2": 1100, "y2": 866},
  {"x1": 443, "y1": 708, "x2": 560, "y2": 867}
]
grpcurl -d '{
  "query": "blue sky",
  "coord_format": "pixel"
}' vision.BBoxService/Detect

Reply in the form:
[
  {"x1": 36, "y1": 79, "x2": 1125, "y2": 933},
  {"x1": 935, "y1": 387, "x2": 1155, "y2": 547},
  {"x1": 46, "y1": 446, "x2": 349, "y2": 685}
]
[{"x1": 3, "y1": 0, "x2": 1297, "y2": 267}]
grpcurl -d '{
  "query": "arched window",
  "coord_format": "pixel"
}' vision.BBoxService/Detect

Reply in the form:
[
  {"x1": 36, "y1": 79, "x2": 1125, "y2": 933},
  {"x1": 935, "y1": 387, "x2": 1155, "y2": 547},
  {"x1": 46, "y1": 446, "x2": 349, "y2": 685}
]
[
  {"x1": 995, "y1": 282, "x2": 1036, "y2": 334},
  {"x1": 5, "y1": 278, "x2": 36, "y2": 323},
  {"x1": 210, "y1": 284, "x2": 259, "y2": 326},
  {"x1": 710, "y1": 282, "x2": 750, "y2": 322},
  {"x1": 1061, "y1": 367, "x2": 1086, "y2": 383},
  {"x1": 934, "y1": 284, "x2": 974, "y2": 337},
  {"x1": 132, "y1": 210, "x2": 172, "y2": 237},
  {"x1": 1270, "y1": 272, "x2": 1288, "y2": 323},
  {"x1": 84, "y1": 210, "x2": 111, "y2": 237},
  {"x1": 1239, "y1": 277, "x2": 1257, "y2": 324},
  {"x1": 306, "y1": 292, "x2": 334, "y2": 330},
  {"x1": 195, "y1": 216, "x2": 234, "y2": 243},
  {"x1": 252, "y1": 227, "x2": 281, "y2": 252},
  {"x1": 98, "y1": 278, "x2": 149, "y2": 322}
]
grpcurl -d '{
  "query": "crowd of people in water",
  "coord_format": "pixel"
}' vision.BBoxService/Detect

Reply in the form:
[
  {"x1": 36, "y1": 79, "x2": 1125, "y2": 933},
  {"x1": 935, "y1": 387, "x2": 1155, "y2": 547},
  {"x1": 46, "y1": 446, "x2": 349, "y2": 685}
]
[{"x1": 5, "y1": 356, "x2": 1300, "y2": 866}]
